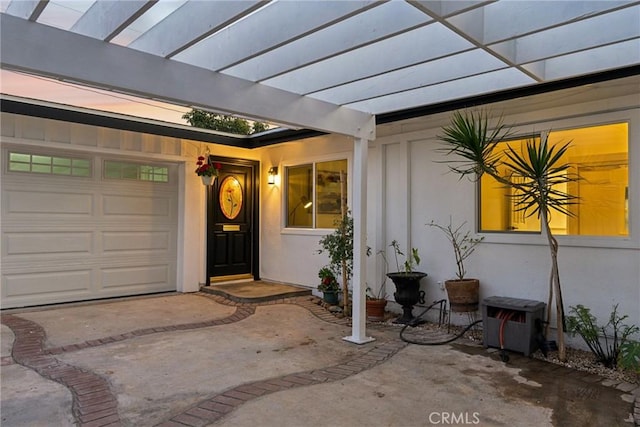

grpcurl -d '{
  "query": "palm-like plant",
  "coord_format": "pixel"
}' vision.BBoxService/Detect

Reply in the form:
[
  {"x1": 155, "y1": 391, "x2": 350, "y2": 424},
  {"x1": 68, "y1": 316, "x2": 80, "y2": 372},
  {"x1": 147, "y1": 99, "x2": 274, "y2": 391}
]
[
  {"x1": 437, "y1": 110, "x2": 510, "y2": 180},
  {"x1": 438, "y1": 110, "x2": 580, "y2": 362}
]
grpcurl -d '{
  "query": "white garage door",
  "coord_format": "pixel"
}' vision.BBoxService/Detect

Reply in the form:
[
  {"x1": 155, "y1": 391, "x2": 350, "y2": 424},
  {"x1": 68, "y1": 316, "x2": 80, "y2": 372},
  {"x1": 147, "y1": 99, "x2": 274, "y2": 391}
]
[{"x1": 1, "y1": 147, "x2": 178, "y2": 308}]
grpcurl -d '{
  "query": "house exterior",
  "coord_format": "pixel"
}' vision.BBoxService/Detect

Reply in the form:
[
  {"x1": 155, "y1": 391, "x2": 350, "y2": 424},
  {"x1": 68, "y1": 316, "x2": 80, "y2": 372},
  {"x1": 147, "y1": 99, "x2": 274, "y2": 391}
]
[
  {"x1": 2, "y1": 0, "x2": 640, "y2": 346},
  {"x1": 2, "y1": 74, "x2": 638, "y2": 341}
]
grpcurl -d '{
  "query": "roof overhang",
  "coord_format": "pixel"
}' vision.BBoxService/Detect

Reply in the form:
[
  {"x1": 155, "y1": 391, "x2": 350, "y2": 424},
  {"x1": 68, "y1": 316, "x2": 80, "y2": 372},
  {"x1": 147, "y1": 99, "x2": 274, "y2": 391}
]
[{"x1": 3, "y1": 67, "x2": 638, "y2": 149}]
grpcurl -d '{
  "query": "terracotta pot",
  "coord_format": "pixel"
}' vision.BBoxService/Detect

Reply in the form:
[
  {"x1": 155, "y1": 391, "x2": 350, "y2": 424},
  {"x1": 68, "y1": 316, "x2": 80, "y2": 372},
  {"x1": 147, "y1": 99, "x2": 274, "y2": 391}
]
[
  {"x1": 366, "y1": 298, "x2": 387, "y2": 322},
  {"x1": 445, "y1": 278, "x2": 480, "y2": 312}
]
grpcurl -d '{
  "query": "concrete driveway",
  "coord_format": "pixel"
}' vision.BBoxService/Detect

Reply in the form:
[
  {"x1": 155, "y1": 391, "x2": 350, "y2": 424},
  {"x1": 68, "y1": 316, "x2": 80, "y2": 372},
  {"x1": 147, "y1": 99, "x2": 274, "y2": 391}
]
[{"x1": 1, "y1": 292, "x2": 638, "y2": 427}]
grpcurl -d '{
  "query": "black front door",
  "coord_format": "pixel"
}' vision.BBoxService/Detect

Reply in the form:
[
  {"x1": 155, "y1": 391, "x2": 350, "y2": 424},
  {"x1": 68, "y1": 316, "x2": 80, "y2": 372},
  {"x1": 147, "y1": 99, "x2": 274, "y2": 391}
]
[{"x1": 207, "y1": 157, "x2": 259, "y2": 280}]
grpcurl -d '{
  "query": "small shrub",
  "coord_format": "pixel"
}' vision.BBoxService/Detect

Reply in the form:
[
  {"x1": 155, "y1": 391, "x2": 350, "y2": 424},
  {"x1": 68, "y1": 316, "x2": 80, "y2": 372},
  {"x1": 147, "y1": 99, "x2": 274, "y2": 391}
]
[
  {"x1": 389, "y1": 240, "x2": 420, "y2": 273},
  {"x1": 317, "y1": 267, "x2": 339, "y2": 293},
  {"x1": 619, "y1": 340, "x2": 640, "y2": 373},
  {"x1": 567, "y1": 304, "x2": 639, "y2": 369},
  {"x1": 317, "y1": 213, "x2": 353, "y2": 285}
]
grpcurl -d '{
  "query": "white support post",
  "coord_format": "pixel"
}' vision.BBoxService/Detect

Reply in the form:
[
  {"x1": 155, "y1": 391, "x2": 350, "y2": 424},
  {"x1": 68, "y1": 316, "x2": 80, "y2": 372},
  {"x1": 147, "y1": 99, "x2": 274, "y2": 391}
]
[{"x1": 344, "y1": 136, "x2": 375, "y2": 344}]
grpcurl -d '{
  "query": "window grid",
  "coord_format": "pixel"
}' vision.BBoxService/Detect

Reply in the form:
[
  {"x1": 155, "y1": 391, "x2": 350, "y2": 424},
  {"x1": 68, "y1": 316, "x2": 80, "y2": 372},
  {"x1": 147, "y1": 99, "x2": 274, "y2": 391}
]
[
  {"x1": 8, "y1": 152, "x2": 91, "y2": 177},
  {"x1": 104, "y1": 161, "x2": 169, "y2": 183}
]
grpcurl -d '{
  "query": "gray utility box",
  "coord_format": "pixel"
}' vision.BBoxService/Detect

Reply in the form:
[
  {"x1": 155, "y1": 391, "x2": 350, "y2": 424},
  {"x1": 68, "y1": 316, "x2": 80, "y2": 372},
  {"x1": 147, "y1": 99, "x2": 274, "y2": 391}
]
[{"x1": 482, "y1": 296, "x2": 546, "y2": 356}]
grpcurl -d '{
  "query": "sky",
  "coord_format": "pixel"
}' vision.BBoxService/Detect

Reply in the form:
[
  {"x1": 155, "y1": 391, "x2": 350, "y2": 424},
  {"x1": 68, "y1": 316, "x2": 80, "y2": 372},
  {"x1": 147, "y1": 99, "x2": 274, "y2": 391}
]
[{"x1": 1, "y1": 69, "x2": 191, "y2": 125}]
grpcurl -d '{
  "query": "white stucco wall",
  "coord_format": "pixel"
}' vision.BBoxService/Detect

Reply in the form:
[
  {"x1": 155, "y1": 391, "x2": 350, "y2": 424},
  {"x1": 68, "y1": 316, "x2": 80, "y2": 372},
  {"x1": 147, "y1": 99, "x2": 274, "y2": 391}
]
[
  {"x1": 259, "y1": 134, "x2": 356, "y2": 289},
  {"x1": 386, "y1": 95, "x2": 640, "y2": 331},
  {"x1": 259, "y1": 90, "x2": 640, "y2": 337}
]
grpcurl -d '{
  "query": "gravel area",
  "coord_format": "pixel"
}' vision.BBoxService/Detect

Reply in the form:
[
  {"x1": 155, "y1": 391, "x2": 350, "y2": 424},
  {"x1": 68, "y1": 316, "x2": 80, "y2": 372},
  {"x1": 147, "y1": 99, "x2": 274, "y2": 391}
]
[{"x1": 533, "y1": 347, "x2": 639, "y2": 385}]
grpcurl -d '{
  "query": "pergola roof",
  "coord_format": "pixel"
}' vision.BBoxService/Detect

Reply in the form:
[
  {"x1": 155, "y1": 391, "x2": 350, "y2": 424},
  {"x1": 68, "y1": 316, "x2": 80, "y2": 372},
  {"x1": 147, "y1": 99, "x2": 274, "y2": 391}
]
[{"x1": 1, "y1": 0, "x2": 639, "y2": 140}]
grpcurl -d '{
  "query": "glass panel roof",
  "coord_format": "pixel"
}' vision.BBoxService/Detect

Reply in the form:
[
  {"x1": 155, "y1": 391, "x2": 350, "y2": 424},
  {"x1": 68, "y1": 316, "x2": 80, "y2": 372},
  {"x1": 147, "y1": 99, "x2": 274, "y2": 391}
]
[{"x1": 1, "y1": 0, "x2": 639, "y2": 133}]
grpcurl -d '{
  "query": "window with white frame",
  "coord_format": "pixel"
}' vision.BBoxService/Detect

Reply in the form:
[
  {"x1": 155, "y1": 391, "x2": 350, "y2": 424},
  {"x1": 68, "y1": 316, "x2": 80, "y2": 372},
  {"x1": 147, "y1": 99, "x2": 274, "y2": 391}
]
[
  {"x1": 479, "y1": 122, "x2": 629, "y2": 237},
  {"x1": 286, "y1": 159, "x2": 348, "y2": 229}
]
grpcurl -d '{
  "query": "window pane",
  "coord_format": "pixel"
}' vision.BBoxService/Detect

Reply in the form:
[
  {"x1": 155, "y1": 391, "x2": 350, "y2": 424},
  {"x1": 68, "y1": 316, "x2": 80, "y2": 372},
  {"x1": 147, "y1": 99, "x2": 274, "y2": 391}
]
[
  {"x1": 52, "y1": 157, "x2": 71, "y2": 166},
  {"x1": 73, "y1": 167, "x2": 90, "y2": 177},
  {"x1": 286, "y1": 164, "x2": 313, "y2": 228},
  {"x1": 140, "y1": 165, "x2": 153, "y2": 181},
  {"x1": 9, "y1": 162, "x2": 30, "y2": 172},
  {"x1": 152, "y1": 167, "x2": 168, "y2": 182},
  {"x1": 480, "y1": 137, "x2": 541, "y2": 233},
  {"x1": 52, "y1": 166, "x2": 72, "y2": 175},
  {"x1": 122, "y1": 164, "x2": 139, "y2": 179},
  {"x1": 479, "y1": 123, "x2": 628, "y2": 237},
  {"x1": 32, "y1": 164, "x2": 52, "y2": 174},
  {"x1": 549, "y1": 123, "x2": 628, "y2": 236},
  {"x1": 73, "y1": 159, "x2": 90, "y2": 169},
  {"x1": 316, "y1": 159, "x2": 347, "y2": 228},
  {"x1": 32, "y1": 155, "x2": 51, "y2": 166},
  {"x1": 104, "y1": 162, "x2": 122, "y2": 179},
  {"x1": 9, "y1": 153, "x2": 30, "y2": 163}
]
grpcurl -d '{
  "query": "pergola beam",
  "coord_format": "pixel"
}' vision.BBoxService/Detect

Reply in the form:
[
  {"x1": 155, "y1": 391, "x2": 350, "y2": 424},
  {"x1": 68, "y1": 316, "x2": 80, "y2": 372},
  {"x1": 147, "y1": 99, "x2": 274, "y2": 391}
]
[
  {"x1": 70, "y1": 0, "x2": 157, "y2": 42},
  {"x1": 5, "y1": 0, "x2": 47, "y2": 21},
  {"x1": 0, "y1": 13, "x2": 375, "y2": 139},
  {"x1": 129, "y1": 1, "x2": 267, "y2": 58}
]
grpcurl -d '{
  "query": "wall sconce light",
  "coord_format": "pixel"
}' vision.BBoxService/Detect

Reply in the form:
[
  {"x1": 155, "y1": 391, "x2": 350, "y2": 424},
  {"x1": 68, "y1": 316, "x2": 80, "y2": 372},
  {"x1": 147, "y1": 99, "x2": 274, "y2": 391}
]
[{"x1": 268, "y1": 166, "x2": 278, "y2": 185}]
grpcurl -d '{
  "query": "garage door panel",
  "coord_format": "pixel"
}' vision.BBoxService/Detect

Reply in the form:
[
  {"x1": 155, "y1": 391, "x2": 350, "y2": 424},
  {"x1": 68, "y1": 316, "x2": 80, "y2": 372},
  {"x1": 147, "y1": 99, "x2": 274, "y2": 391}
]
[
  {"x1": 101, "y1": 265, "x2": 169, "y2": 290},
  {"x1": 5, "y1": 190, "x2": 93, "y2": 216},
  {"x1": 4, "y1": 231, "x2": 93, "y2": 257},
  {"x1": 103, "y1": 194, "x2": 171, "y2": 217},
  {"x1": 102, "y1": 231, "x2": 170, "y2": 253},
  {"x1": 3, "y1": 270, "x2": 92, "y2": 298}
]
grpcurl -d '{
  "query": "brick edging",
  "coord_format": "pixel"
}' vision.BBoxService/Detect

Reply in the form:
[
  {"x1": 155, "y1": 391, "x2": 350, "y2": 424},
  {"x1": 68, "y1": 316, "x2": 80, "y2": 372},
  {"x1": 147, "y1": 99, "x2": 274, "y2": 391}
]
[
  {"x1": 1, "y1": 314, "x2": 121, "y2": 427},
  {"x1": 195, "y1": 292, "x2": 350, "y2": 326},
  {"x1": 0, "y1": 294, "x2": 344, "y2": 426},
  {"x1": 159, "y1": 340, "x2": 408, "y2": 426},
  {"x1": 44, "y1": 305, "x2": 256, "y2": 356}
]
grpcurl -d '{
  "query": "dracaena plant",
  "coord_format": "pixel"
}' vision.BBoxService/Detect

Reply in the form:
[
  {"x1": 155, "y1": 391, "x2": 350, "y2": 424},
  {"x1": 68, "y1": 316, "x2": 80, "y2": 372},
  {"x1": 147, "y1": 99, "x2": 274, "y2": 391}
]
[{"x1": 437, "y1": 109, "x2": 580, "y2": 362}]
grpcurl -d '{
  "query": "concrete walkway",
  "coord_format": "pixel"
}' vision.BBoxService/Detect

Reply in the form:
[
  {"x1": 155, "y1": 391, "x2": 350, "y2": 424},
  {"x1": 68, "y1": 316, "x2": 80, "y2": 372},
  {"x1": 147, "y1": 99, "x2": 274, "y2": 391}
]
[{"x1": 1, "y1": 292, "x2": 638, "y2": 427}]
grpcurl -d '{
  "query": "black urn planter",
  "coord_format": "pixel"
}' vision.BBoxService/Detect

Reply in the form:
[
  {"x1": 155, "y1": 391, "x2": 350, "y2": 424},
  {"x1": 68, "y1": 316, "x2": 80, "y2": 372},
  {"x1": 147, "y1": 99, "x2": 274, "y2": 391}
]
[{"x1": 387, "y1": 272, "x2": 427, "y2": 324}]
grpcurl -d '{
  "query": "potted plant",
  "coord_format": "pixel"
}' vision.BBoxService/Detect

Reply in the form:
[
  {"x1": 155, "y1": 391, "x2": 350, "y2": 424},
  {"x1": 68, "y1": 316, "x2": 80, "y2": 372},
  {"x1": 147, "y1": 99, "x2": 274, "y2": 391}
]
[
  {"x1": 386, "y1": 240, "x2": 427, "y2": 324},
  {"x1": 428, "y1": 219, "x2": 483, "y2": 312},
  {"x1": 365, "y1": 250, "x2": 390, "y2": 322},
  {"x1": 318, "y1": 266, "x2": 340, "y2": 305},
  {"x1": 437, "y1": 109, "x2": 579, "y2": 361},
  {"x1": 195, "y1": 155, "x2": 222, "y2": 185}
]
